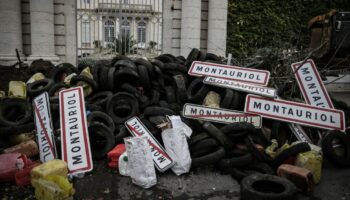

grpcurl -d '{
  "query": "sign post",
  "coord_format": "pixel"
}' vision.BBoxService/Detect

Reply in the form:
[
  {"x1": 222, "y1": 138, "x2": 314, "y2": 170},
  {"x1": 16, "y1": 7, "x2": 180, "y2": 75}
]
[
  {"x1": 125, "y1": 117, "x2": 174, "y2": 172},
  {"x1": 291, "y1": 59, "x2": 334, "y2": 108},
  {"x1": 188, "y1": 61, "x2": 270, "y2": 86},
  {"x1": 244, "y1": 95, "x2": 345, "y2": 131},
  {"x1": 59, "y1": 87, "x2": 93, "y2": 175},
  {"x1": 33, "y1": 92, "x2": 56, "y2": 163},
  {"x1": 182, "y1": 103, "x2": 262, "y2": 128},
  {"x1": 203, "y1": 76, "x2": 277, "y2": 98}
]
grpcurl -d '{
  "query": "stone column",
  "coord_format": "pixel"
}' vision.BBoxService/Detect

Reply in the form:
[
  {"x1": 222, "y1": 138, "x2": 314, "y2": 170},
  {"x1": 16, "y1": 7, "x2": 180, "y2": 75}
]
[
  {"x1": 0, "y1": 0, "x2": 24, "y2": 65},
  {"x1": 180, "y1": 0, "x2": 201, "y2": 57},
  {"x1": 27, "y1": 0, "x2": 59, "y2": 62},
  {"x1": 207, "y1": 0, "x2": 228, "y2": 57}
]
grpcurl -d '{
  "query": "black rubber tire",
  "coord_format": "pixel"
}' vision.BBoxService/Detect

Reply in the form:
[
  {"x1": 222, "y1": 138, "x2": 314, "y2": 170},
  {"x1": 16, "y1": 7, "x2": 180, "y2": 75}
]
[
  {"x1": 273, "y1": 142, "x2": 311, "y2": 167},
  {"x1": 165, "y1": 86, "x2": 176, "y2": 103},
  {"x1": 0, "y1": 98, "x2": 32, "y2": 127},
  {"x1": 27, "y1": 78, "x2": 55, "y2": 98},
  {"x1": 218, "y1": 152, "x2": 253, "y2": 168},
  {"x1": 0, "y1": 122, "x2": 35, "y2": 136},
  {"x1": 220, "y1": 122, "x2": 256, "y2": 133},
  {"x1": 88, "y1": 123, "x2": 115, "y2": 160},
  {"x1": 203, "y1": 122, "x2": 234, "y2": 150},
  {"x1": 153, "y1": 65, "x2": 165, "y2": 89},
  {"x1": 87, "y1": 91, "x2": 113, "y2": 110},
  {"x1": 114, "y1": 68, "x2": 140, "y2": 88},
  {"x1": 70, "y1": 75, "x2": 97, "y2": 92},
  {"x1": 185, "y1": 48, "x2": 200, "y2": 67},
  {"x1": 98, "y1": 67, "x2": 110, "y2": 91},
  {"x1": 221, "y1": 89, "x2": 234, "y2": 109},
  {"x1": 158, "y1": 100, "x2": 170, "y2": 109},
  {"x1": 90, "y1": 65, "x2": 102, "y2": 86},
  {"x1": 205, "y1": 53, "x2": 220, "y2": 61},
  {"x1": 113, "y1": 59, "x2": 137, "y2": 71},
  {"x1": 156, "y1": 54, "x2": 175, "y2": 63},
  {"x1": 245, "y1": 136, "x2": 273, "y2": 163},
  {"x1": 322, "y1": 131, "x2": 350, "y2": 167},
  {"x1": 107, "y1": 67, "x2": 116, "y2": 91},
  {"x1": 48, "y1": 82, "x2": 70, "y2": 97},
  {"x1": 151, "y1": 59, "x2": 165, "y2": 70},
  {"x1": 197, "y1": 51, "x2": 206, "y2": 61},
  {"x1": 173, "y1": 74, "x2": 188, "y2": 105},
  {"x1": 87, "y1": 111, "x2": 115, "y2": 132},
  {"x1": 191, "y1": 146, "x2": 219, "y2": 158},
  {"x1": 51, "y1": 63, "x2": 78, "y2": 83},
  {"x1": 191, "y1": 147, "x2": 225, "y2": 168},
  {"x1": 190, "y1": 138, "x2": 218, "y2": 153},
  {"x1": 189, "y1": 132, "x2": 210, "y2": 146},
  {"x1": 106, "y1": 92, "x2": 139, "y2": 124},
  {"x1": 187, "y1": 78, "x2": 209, "y2": 103},
  {"x1": 241, "y1": 174, "x2": 297, "y2": 200},
  {"x1": 137, "y1": 65, "x2": 151, "y2": 90},
  {"x1": 246, "y1": 162, "x2": 274, "y2": 175},
  {"x1": 230, "y1": 90, "x2": 242, "y2": 110},
  {"x1": 163, "y1": 63, "x2": 188, "y2": 73},
  {"x1": 144, "y1": 106, "x2": 176, "y2": 117},
  {"x1": 115, "y1": 125, "x2": 130, "y2": 144},
  {"x1": 149, "y1": 90, "x2": 161, "y2": 105}
]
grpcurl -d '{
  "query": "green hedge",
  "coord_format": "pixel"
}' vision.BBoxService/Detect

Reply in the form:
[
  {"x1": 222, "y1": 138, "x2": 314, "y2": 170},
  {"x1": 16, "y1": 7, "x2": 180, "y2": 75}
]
[{"x1": 227, "y1": 0, "x2": 350, "y2": 61}]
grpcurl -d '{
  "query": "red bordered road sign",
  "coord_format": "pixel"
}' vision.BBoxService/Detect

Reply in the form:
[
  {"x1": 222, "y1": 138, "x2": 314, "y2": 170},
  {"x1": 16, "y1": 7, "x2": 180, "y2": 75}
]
[
  {"x1": 203, "y1": 76, "x2": 277, "y2": 98},
  {"x1": 291, "y1": 59, "x2": 334, "y2": 108},
  {"x1": 182, "y1": 103, "x2": 262, "y2": 128},
  {"x1": 188, "y1": 61, "x2": 270, "y2": 86},
  {"x1": 244, "y1": 94, "x2": 345, "y2": 131},
  {"x1": 59, "y1": 87, "x2": 93, "y2": 175},
  {"x1": 33, "y1": 92, "x2": 56, "y2": 163},
  {"x1": 125, "y1": 117, "x2": 174, "y2": 172}
]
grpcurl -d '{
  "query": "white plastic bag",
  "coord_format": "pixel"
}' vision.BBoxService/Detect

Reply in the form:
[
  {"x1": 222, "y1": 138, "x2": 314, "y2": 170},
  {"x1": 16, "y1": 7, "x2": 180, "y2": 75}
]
[
  {"x1": 124, "y1": 136, "x2": 157, "y2": 188},
  {"x1": 167, "y1": 115, "x2": 193, "y2": 138},
  {"x1": 161, "y1": 128, "x2": 192, "y2": 176},
  {"x1": 118, "y1": 151, "x2": 129, "y2": 176}
]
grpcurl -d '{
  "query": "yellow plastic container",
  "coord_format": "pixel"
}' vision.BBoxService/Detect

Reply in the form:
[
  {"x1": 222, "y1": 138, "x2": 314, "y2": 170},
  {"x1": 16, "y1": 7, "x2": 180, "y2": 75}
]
[
  {"x1": 295, "y1": 151, "x2": 323, "y2": 184},
  {"x1": 33, "y1": 179, "x2": 67, "y2": 200},
  {"x1": 31, "y1": 159, "x2": 68, "y2": 185},
  {"x1": 45, "y1": 175, "x2": 74, "y2": 196},
  {"x1": 203, "y1": 91, "x2": 221, "y2": 108},
  {"x1": 26, "y1": 72, "x2": 45, "y2": 84},
  {"x1": 265, "y1": 139, "x2": 278, "y2": 158},
  {"x1": 8, "y1": 81, "x2": 26, "y2": 99}
]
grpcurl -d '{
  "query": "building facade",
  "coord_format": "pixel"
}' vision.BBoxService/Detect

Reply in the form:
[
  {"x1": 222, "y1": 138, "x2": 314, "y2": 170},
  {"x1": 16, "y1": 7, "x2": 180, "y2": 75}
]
[{"x1": 0, "y1": 0, "x2": 228, "y2": 65}]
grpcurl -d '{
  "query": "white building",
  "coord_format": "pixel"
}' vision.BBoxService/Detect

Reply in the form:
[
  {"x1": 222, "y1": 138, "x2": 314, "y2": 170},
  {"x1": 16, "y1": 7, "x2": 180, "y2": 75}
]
[{"x1": 0, "y1": 0, "x2": 228, "y2": 65}]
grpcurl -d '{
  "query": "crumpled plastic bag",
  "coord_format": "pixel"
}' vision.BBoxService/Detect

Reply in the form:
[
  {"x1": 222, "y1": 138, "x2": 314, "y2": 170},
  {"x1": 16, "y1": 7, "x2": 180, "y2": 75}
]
[
  {"x1": 167, "y1": 115, "x2": 192, "y2": 138},
  {"x1": 161, "y1": 128, "x2": 191, "y2": 176},
  {"x1": 124, "y1": 136, "x2": 156, "y2": 188}
]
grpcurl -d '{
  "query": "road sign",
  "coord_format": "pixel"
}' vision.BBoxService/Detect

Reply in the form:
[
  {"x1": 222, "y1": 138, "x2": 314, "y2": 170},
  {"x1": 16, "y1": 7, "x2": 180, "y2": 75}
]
[
  {"x1": 188, "y1": 61, "x2": 270, "y2": 86},
  {"x1": 291, "y1": 59, "x2": 334, "y2": 108},
  {"x1": 182, "y1": 103, "x2": 262, "y2": 128},
  {"x1": 288, "y1": 123, "x2": 313, "y2": 144},
  {"x1": 33, "y1": 92, "x2": 56, "y2": 163},
  {"x1": 59, "y1": 87, "x2": 93, "y2": 175},
  {"x1": 125, "y1": 117, "x2": 174, "y2": 172},
  {"x1": 244, "y1": 95, "x2": 345, "y2": 131},
  {"x1": 203, "y1": 76, "x2": 277, "y2": 98}
]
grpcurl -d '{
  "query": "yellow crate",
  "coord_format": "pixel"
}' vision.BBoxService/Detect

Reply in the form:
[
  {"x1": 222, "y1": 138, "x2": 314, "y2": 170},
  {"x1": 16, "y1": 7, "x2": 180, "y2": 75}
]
[{"x1": 31, "y1": 159, "x2": 68, "y2": 185}]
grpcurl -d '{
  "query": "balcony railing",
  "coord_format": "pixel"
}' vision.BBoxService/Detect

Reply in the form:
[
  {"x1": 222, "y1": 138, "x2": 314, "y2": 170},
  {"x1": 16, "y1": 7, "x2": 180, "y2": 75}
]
[{"x1": 97, "y1": 3, "x2": 152, "y2": 12}]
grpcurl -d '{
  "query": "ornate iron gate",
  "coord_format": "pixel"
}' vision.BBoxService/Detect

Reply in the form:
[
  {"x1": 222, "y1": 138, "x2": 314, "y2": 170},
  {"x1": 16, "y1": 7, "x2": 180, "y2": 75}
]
[{"x1": 77, "y1": 0, "x2": 163, "y2": 59}]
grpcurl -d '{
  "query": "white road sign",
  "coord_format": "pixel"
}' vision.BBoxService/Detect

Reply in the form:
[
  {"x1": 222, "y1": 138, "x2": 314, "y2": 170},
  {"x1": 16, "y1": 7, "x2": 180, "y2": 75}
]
[
  {"x1": 244, "y1": 95, "x2": 345, "y2": 131},
  {"x1": 125, "y1": 117, "x2": 174, "y2": 172},
  {"x1": 188, "y1": 61, "x2": 270, "y2": 86},
  {"x1": 291, "y1": 59, "x2": 334, "y2": 108},
  {"x1": 203, "y1": 76, "x2": 277, "y2": 98},
  {"x1": 59, "y1": 87, "x2": 93, "y2": 175},
  {"x1": 33, "y1": 92, "x2": 56, "y2": 163},
  {"x1": 182, "y1": 103, "x2": 262, "y2": 128},
  {"x1": 288, "y1": 123, "x2": 313, "y2": 144}
]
